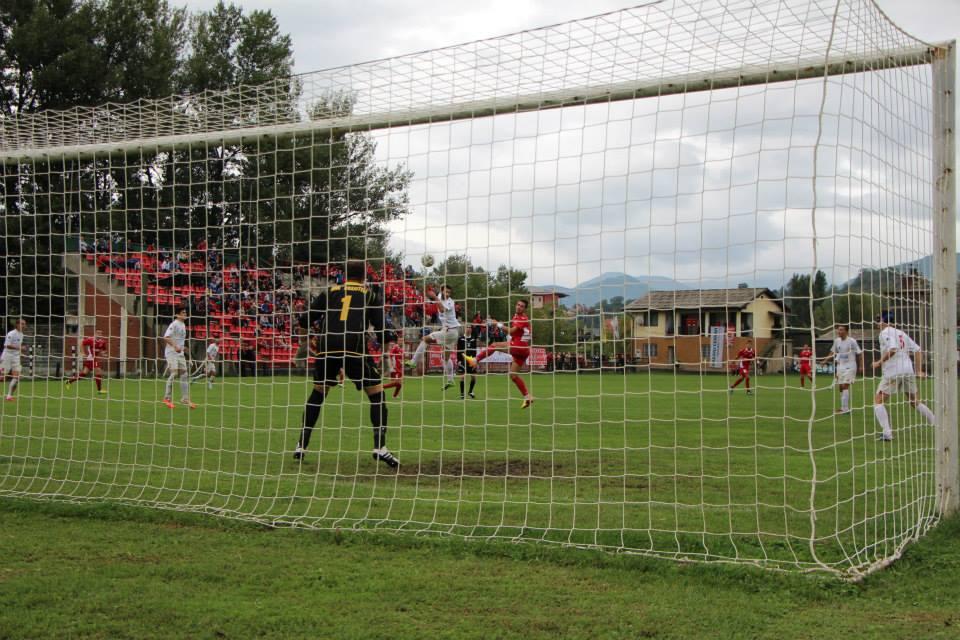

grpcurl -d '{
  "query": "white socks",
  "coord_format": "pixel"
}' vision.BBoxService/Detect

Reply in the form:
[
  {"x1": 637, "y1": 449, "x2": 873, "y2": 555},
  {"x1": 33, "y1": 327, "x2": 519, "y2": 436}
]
[
  {"x1": 916, "y1": 403, "x2": 935, "y2": 426},
  {"x1": 411, "y1": 341, "x2": 427, "y2": 366},
  {"x1": 840, "y1": 389, "x2": 849, "y2": 412},
  {"x1": 180, "y1": 373, "x2": 190, "y2": 403},
  {"x1": 874, "y1": 402, "x2": 936, "y2": 439},
  {"x1": 164, "y1": 373, "x2": 176, "y2": 400},
  {"x1": 874, "y1": 404, "x2": 892, "y2": 438},
  {"x1": 7, "y1": 378, "x2": 17, "y2": 397}
]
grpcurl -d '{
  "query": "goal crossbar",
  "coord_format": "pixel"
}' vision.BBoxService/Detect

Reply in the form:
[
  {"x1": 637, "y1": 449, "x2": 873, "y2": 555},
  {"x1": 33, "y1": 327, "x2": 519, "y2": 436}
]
[{"x1": 0, "y1": 45, "x2": 942, "y2": 164}]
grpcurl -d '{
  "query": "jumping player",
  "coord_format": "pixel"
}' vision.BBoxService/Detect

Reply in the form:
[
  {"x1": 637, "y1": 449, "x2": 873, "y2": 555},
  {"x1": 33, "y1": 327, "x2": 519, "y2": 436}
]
[
  {"x1": 466, "y1": 299, "x2": 533, "y2": 409},
  {"x1": 66, "y1": 329, "x2": 108, "y2": 394},
  {"x1": 820, "y1": 324, "x2": 864, "y2": 414},
  {"x1": 729, "y1": 339, "x2": 756, "y2": 395},
  {"x1": 407, "y1": 284, "x2": 460, "y2": 385},
  {"x1": 797, "y1": 343, "x2": 813, "y2": 388},
  {"x1": 1, "y1": 318, "x2": 27, "y2": 401}
]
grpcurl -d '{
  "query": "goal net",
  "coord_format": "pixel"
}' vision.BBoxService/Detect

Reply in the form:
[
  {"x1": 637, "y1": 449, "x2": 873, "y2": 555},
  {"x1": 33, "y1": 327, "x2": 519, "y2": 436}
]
[{"x1": 0, "y1": 0, "x2": 955, "y2": 578}]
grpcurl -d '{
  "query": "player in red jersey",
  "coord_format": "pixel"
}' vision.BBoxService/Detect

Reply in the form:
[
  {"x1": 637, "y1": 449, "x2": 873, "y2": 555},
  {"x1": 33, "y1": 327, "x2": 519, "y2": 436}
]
[
  {"x1": 66, "y1": 329, "x2": 108, "y2": 394},
  {"x1": 466, "y1": 299, "x2": 533, "y2": 408},
  {"x1": 796, "y1": 343, "x2": 814, "y2": 388},
  {"x1": 381, "y1": 336, "x2": 404, "y2": 398},
  {"x1": 729, "y1": 339, "x2": 756, "y2": 395}
]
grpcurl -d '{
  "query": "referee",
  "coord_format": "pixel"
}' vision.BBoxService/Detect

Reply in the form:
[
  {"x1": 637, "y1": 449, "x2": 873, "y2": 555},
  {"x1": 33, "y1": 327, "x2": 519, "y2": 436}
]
[{"x1": 457, "y1": 323, "x2": 479, "y2": 399}]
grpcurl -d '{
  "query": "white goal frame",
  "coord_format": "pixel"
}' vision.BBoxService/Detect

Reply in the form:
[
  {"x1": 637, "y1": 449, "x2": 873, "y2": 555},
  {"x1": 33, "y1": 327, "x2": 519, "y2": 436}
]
[{"x1": 0, "y1": 1, "x2": 955, "y2": 576}]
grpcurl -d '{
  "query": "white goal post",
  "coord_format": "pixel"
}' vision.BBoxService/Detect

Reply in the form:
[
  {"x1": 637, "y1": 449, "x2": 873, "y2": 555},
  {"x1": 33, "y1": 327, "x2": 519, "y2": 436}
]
[{"x1": 0, "y1": 0, "x2": 955, "y2": 578}]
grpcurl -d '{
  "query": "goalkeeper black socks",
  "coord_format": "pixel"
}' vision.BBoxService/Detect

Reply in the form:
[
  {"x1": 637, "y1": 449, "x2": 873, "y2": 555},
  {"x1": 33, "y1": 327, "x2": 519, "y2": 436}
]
[
  {"x1": 299, "y1": 388, "x2": 326, "y2": 449},
  {"x1": 369, "y1": 391, "x2": 387, "y2": 449}
]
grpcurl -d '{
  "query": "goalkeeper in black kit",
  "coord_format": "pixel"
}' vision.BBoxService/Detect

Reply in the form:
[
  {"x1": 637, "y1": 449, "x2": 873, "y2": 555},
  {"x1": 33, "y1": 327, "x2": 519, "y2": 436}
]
[
  {"x1": 457, "y1": 323, "x2": 479, "y2": 399},
  {"x1": 293, "y1": 260, "x2": 398, "y2": 468}
]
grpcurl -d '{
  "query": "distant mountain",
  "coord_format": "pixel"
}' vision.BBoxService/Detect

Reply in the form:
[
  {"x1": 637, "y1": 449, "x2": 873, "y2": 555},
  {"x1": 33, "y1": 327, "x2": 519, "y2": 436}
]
[
  {"x1": 534, "y1": 255, "x2": 960, "y2": 310},
  {"x1": 531, "y1": 272, "x2": 690, "y2": 308},
  {"x1": 840, "y1": 253, "x2": 960, "y2": 291},
  {"x1": 894, "y1": 254, "x2": 960, "y2": 278}
]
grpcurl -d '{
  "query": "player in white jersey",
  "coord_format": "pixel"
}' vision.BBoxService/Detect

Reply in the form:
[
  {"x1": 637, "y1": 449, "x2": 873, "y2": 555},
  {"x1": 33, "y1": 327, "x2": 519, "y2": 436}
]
[
  {"x1": 204, "y1": 339, "x2": 219, "y2": 389},
  {"x1": 1, "y1": 318, "x2": 27, "y2": 401},
  {"x1": 871, "y1": 312, "x2": 934, "y2": 441},
  {"x1": 819, "y1": 324, "x2": 864, "y2": 414},
  {"x1": 162, "y1": 308, "x2": 196, "y2": 409},
  {"x1": 407, "y1": 284, "x2": 461, "y2": 387}
]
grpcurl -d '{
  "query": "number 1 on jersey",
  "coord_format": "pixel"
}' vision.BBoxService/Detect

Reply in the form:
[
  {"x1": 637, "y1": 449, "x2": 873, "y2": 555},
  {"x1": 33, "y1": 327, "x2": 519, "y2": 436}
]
[{"x1": 339, "y1": 295, "x2": 353, "y2": 321}]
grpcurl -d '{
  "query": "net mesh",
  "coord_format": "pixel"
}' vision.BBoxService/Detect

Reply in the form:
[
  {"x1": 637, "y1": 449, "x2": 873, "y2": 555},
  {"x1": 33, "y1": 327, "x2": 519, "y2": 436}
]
[{"x1": 0, "y1": 0, "x2": 953, "y2": 578}]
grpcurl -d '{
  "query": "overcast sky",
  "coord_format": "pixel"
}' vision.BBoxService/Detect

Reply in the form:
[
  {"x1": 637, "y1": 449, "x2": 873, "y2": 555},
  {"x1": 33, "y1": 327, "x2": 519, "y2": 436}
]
[
  {"x1": 182, "y1": 0, "x2": 959, "y2": 289},
  {"x1": 181, "y1": 0, "x2": 957, "y2": 74}
]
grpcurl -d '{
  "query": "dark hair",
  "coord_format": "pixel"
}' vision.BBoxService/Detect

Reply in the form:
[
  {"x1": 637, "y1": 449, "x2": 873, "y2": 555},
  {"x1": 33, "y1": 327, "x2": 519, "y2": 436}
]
[
  {"x1": 516, "y1": 299, "x2": 529, "y2": 309},
  {"x1": 175, "y1": 307, "x2": 187, "y2": 316},
  {"x1": 345, "y1": 260, "x2": 366, "y2": 282},
  {"x1": 835, "y1": 323, "x2": 849, "y2": 330},
  {"x1": 878, "y1": 311, "x2": 894, "y2": 323}
]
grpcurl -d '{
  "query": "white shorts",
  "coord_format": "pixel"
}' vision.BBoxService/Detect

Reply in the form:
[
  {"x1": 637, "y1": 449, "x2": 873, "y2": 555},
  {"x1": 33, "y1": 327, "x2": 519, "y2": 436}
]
[
  {"x1": 0, "y1": 352, "x2": 22, "y2": 374},
  {"x1": 835, "y1": 366, "x2": 857, "y2": 385},
  {"x1": 166, "y1": 352, "x2": 188, "y2": 373},
  {"x1": 205, "y1": 362, "x2": 217, "y2": 375},
  {"x1": 877, "y1": 374, "x2": 917, "y2": 397},
  {"x1": 428, "y1": 328, "x2": 459, "y2": 351}
]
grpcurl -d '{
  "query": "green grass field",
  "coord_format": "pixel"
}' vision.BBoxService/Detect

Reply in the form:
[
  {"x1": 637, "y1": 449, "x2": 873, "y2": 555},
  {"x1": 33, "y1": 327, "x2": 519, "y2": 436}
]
[
  {"x1": 0, "y1": 498, "x2": 957, "y2": 640},
  {"x1": 0, "y1": 371, "x2": 941, "y2": 576}
]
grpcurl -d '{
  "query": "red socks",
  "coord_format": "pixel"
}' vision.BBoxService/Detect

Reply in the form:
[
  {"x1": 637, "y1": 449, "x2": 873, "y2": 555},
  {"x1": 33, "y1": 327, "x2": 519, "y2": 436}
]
[{"x1": 511, "y1": 374, "x2": 528, "y2": 396}]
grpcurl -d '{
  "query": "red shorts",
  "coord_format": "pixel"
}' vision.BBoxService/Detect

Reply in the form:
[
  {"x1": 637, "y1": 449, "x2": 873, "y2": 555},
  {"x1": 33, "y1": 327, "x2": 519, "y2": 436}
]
[
  {"x1": 800, "y1": 364, "x2": 812, "y2": 375},
  {"x1": 83, "y1": 360, "x2": 99, "y2": 371},
  {"x1": 737, "y1": 367, "x2": 750, "y2": 378},
  {"x1": 509, "y1": 344, "x2": 530, "y2": 365},
  {"x1": 390, "y1": 371, "x2": 403, "y2": 380}
]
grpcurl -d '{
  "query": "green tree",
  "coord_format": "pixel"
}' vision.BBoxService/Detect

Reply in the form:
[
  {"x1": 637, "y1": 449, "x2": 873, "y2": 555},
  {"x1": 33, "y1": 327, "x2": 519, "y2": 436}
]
[
  {"x1": 179, "y1": 1, "x2": 242, "y2": 93},
  {"x1": 97, "y1": 0, "x2": 186, "y2": 101},
  {"x1": 783, "y1": 270, "x2": 828, "y2": 329},
  {"x1": 0, "y1": 0, "x2": 186, "y2": 113},
  {"x1": 531, "y1": 305, "x2": 577, "y2": 351},
  {"x1": 0, "y1": 0, "x2": 102, "y2": 113},
  {"x1": 0, "y1": 0, "x2": 300, "y2": 317},
  {"x1": 179, "y1": 1, "x2": 293, "y2": 94}
]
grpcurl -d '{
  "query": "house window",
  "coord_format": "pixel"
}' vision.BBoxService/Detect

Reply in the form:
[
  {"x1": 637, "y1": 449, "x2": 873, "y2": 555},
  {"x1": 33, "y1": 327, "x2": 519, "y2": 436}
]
[
  {"x1": 740, "y1": 312, "x2": 753, "y2": 336},
  {"x1": 636, "y1": 311, "x2": 659, "y2": 327}
]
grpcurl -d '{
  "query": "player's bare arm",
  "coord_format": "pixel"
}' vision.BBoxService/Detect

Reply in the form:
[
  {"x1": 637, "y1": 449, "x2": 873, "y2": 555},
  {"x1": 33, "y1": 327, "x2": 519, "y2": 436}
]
[
  {"x1": 914, "y1": 351, "x2": 926, "y2": 378},
  {"x1": 873, "y1": 348, "x2": 896, "y2": 370}
]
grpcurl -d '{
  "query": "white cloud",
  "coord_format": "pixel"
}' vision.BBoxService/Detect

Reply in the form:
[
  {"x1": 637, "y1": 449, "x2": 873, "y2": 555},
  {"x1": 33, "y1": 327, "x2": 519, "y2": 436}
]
[{"x1": 182, "y1": 0, "x2": 957, "y2": 288}]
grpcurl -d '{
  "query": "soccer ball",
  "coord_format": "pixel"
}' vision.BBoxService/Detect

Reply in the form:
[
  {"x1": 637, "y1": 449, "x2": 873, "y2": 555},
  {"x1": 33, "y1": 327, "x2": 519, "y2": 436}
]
[{"x1": 421, "y1": 254, "x2": 435, "y2": 268}]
